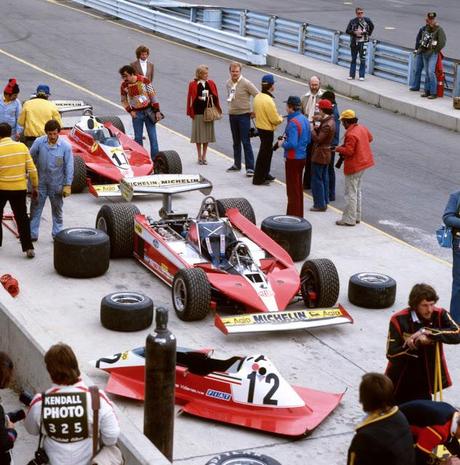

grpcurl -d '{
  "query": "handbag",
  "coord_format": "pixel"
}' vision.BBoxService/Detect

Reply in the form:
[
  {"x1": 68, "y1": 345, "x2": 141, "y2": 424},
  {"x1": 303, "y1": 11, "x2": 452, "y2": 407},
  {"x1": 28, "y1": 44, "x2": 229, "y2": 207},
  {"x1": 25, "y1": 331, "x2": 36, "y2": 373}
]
[
  {"x1": 203, "y1": 95, "x2": 222, "y2": 122},
  {"x1": 436, "y1": 225, "x2": 453, "y2": 248},
  {"x1": 90, "y1": 386, "x2": 124, "y2": 465}
]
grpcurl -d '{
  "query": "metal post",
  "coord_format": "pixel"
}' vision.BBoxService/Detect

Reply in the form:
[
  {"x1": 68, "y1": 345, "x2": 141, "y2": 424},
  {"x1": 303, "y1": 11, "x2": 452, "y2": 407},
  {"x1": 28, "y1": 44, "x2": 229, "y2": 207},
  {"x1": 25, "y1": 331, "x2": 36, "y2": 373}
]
[
  {"x1": 366, "y1": 40, "x2": 376, "y2": 75},
  {"x1": 268, "y1": 15, "x2": 277, "y2": 46},
  {"x1": 239, "y1": 10, "x2": 247, "y2": 36},
  {"x1": 331, "y1": 31, "x2": 340, "y2": 64},
  {"x1": 407, "y1": 52, "x2": 416, "y2": 86},
  {"x1": 190, "y1": 7, "x2": 197, "y2": 23},
  {"x1": 297, "y1": 23, "x2": 307, "y2": 54},
  {"x1": 144, "y1": 307, "x2": 176, "y2": 462},
  {"x1": 453, "y1": 63, "x2": 460, "y2": 98}
]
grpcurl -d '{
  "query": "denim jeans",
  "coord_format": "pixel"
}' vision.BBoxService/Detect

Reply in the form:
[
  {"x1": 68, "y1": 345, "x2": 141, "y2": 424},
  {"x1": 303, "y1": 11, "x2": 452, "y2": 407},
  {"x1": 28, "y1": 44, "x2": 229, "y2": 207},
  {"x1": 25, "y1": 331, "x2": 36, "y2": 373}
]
[
  {"x1": 311, "y1": 163, "x2": 329, "y2": 209},
  {"x1": 132, "y1": 109, "x2": 159, "y2": 161},
  {"x1": 422, "y1": 52, "x2": 438, "y2": 96},
  {"x1": 409, "y1": 53, "x2": 424, "y2": 90},
  {"x1": 349, "y1": 43, "x2": 366, "y2": 79},
  {"x1": 328, "y1": 151, "x2": 336, "y2": 201},
  {"x1": 30, "y1": 185, "x2": 64, "y2": 239},
  {"x1": 451, "y1": 237, "x2": 460, "y2": 323},
  {"x1": 229, "y1": 113, "x2": 254, "y2": 170}
]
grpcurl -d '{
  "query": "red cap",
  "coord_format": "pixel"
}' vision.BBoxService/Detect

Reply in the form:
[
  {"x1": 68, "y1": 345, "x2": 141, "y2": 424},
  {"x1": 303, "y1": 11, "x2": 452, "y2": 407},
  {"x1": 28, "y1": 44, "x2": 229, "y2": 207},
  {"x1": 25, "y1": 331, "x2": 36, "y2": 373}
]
[
  {"x1": 4, "y1": 78, "x2": 19, "y2": 95},
  {"x1": 318, "y1": 99, "x2": 333, "y2": 111}
]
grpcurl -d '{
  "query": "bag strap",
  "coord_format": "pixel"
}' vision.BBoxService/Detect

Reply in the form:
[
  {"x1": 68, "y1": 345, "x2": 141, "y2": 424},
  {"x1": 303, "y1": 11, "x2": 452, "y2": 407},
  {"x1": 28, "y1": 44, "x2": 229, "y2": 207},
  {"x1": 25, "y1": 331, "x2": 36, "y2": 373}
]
[
  {"x1": 207, "y1": 95, "x2": 214, "y2": 108},
  {"x1": 90, "y1": 385, "x2": 100, "y2": 458}
]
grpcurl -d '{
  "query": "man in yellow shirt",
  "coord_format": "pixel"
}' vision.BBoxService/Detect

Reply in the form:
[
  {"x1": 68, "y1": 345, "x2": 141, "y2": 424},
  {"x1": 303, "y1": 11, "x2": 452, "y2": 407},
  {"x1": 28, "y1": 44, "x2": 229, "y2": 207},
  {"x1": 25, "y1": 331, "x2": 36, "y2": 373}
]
[
  {"x1": 18, "y1": 84, "x2": 61, "y2": 147},
  {"x1": 0, "y1": 122, "x2": 38, "y2": 258},
  {"x1": 252, "y1": 74, "x2": 284, "y2": 186}
]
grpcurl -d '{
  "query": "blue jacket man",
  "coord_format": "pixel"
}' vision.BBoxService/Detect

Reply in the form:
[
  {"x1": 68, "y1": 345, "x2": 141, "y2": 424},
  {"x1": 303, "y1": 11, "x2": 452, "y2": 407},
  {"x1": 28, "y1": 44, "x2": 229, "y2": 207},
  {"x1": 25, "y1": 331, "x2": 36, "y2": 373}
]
[
  {"x1": 443, "y1": 191, "x2": 460, "y2": 323},
  {"x1": 29, "y1": 119, "x2": 74, "y2": 240},
  {"x1": 277, "y1": 96, "x2": 310, "y2": 217}
]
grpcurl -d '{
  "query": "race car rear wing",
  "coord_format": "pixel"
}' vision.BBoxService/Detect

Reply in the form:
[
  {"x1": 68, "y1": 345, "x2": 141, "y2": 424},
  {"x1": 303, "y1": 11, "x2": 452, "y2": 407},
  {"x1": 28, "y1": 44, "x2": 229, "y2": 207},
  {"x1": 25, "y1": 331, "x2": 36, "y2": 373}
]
[
  {"x1": 215, "y1": 305, "x2": 353, "y2": 335},
  {"x1": 52, "y1": 100, "x2": 93, "y2": 114}
]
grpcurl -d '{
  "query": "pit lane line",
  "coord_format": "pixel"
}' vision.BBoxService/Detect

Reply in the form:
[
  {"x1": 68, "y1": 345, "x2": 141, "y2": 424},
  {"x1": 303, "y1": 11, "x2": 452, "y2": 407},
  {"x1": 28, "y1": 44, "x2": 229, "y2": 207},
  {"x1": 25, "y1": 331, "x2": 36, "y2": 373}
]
[{"x1": 0, "y1": 39, "x2": 451, "y2": 269}]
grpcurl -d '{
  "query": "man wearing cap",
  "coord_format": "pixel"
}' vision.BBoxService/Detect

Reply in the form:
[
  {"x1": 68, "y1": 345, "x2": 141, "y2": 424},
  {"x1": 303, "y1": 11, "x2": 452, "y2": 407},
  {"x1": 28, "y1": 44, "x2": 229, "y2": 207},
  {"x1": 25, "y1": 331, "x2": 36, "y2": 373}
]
[
  {"x1": 0, "y1": 79, "x2": 22, "y2": 141},
  {"x1": 310, "y1": 99, "x2": 336, "y2": 212},
  {"x1": 18, "y1": 85, "x2": 61, "y2": 148},
  {"x1": 252, "y1": 74, "x2": 283, "y2": 186},
  {"x1": 417, "y1": 12, "x2": 446, "y2": 99},
  {"x1": 335, "y1": 109, "x2": 374, "y2": 226},
  {"x1": 274, "y1": 96, "x2": 310, "y2": 217},
  {"x1": 225, "y1": 62, "x2": 259, "y2": 176}
]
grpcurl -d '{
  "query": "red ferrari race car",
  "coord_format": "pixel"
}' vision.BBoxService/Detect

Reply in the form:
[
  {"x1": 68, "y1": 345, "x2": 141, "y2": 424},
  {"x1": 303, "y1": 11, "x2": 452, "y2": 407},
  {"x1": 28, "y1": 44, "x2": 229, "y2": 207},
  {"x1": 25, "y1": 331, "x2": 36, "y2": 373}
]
[
  {"x1": 58, "y1": 105, "x2": 182, "y2": 197},
  {"x1": 96, "y1": 191, "x2": 352, "y2": 334},
  {"x1": 93, "y1": 346, "x2": 345, "y2": 436}
]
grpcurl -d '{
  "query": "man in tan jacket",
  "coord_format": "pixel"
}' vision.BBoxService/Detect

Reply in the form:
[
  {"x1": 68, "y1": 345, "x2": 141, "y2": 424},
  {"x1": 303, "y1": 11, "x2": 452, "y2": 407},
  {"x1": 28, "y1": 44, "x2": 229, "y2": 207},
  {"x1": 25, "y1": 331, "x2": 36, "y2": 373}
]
[{"x1": 130, "y1": 45, "x2": 154, "y2": 83}]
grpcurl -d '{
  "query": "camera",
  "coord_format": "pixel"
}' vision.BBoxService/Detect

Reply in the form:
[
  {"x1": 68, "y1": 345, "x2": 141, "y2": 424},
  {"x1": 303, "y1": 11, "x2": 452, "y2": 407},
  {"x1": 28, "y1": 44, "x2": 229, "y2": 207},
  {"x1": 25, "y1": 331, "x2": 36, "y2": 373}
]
[
  {"x1": 335, "y1": 155, "x2": 345, "y2": 169},
  {"x1": 249, "y1": 126, "x2": 259, "y2": 138},
  {"x1": 7, "y1": 391, "x2": 33, "y2": 423},
  {"x1": 27, "y1": 448, "x2": 49, "y2": 465},
  {"x1": 273, "y1": 135, "x2": 285, "y2": 151}
]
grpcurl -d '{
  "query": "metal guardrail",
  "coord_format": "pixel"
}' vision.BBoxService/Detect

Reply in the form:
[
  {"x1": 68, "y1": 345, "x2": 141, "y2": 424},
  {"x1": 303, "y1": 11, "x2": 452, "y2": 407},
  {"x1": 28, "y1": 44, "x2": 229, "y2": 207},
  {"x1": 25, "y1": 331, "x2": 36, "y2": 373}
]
[{"x1": 71, "y1": 0, "x2": 267, "y2": 65}]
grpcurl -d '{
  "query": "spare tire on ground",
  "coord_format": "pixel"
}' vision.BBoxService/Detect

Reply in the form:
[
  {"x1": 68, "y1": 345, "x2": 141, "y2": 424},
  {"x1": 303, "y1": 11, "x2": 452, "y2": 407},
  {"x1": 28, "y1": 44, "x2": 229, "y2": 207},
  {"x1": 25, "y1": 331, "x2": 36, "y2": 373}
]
[
  {"x1": 348, "y1": 272, "x2": 397, "y2": 309},
  {"x1": 216, "y1": 197, "x2": 256, "y2": 224},
  {"x1": 54, "y1": 228, "x2": 110, "y2": 278},
  {"x1": 206, "y1": 451, "x2": 282, "y2": 465},
  {"x1": 154, "y1": 150, "x2": 182, "y2": 174},
  {"x1": 100, "y1": 291, "x2": 153, "y2": 331},
  {"x1": 261, "y1": 215, "x2": 312, "y2": 261}
]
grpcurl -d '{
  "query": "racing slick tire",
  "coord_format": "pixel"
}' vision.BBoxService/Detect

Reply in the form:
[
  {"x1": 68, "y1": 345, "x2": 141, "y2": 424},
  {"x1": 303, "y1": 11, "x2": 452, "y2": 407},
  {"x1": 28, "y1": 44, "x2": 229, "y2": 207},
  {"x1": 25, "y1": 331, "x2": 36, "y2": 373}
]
[
  {"x1": 96, "y1": 203, "x2": 140, "y2": 258},
  {"x1": 206, "y1": 452, "x2": 282, "y2": 465},
  {"x1": 172, "y1": 268, "x2": 211, "y2": 321},
  {"x1": 348, "y1": 272, "x2": 397, "y2": 309},
  {"x1": 300, "y1": 258, "x2": 340, "y2": 308},
  {"x1": 54, "y1": 228, "x2": 110, "y2": 278},
  {"x1": 96, "y1": 115, "x2": 126, "y2": 133},
  {"x1": 261, "y1": 215, "x2": 311, "y2": 261},
  {"x1": 100, "y1": 291, "x2": 153, "y2": 331},
  {"x1": 154, "y1": 150, "x2": 183, "y2": 174},
  {"x1": 216, "y1": 198, "x2": 256, "y2": 224},
  {"x1": 71, "y1": 155, "x2": 87, "y2": 193}
]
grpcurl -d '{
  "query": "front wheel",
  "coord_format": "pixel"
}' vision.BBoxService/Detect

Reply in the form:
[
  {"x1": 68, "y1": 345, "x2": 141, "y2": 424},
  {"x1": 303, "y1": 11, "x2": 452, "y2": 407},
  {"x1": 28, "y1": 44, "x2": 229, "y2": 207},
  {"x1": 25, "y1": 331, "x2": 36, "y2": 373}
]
[
  {"x1": 300, "y1": 258, "x2": 339, "y2": 308},
  {"x1": 154, "y1": 150, "x2": 182, "y2": 174}
]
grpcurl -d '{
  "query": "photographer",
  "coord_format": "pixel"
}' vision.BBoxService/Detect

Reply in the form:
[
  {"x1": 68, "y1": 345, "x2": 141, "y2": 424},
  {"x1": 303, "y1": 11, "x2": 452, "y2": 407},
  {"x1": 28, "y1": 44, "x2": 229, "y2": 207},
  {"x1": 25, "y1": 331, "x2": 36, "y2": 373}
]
[
  {"x1": 385, "y1": 284, "x2": 460, "y2": 405},
  {"x1": 25, "y1": 343, "x2": 120, "y2": 465},
  {"x1": 0, "y1": 352, "x2": 16, "y2": 465}
]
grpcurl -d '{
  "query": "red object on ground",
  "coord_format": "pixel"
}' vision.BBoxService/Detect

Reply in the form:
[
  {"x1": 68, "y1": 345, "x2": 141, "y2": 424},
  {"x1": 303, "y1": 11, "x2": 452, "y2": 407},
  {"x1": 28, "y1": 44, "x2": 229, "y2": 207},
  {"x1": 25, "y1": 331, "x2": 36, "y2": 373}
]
[
  {"x1": 0, "y1": 274, "x2": 19, "y2": 297},
  {"x1": 436, "y1": 53, "x2": 445, "y2": 98},
  {"x1": 1, "y1": 213, "x2": 19, "y2": 238}
]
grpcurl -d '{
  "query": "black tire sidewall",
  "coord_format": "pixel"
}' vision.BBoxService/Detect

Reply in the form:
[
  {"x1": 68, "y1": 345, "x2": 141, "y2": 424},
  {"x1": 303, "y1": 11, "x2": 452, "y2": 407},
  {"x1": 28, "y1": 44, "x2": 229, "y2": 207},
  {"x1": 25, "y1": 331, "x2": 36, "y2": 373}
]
[
  {"x1": 206, "y1": 452, "x2": 282, "y2": 465},
  {"x1": 348, "y1": 272, "x2": 397, "y2": 309}
]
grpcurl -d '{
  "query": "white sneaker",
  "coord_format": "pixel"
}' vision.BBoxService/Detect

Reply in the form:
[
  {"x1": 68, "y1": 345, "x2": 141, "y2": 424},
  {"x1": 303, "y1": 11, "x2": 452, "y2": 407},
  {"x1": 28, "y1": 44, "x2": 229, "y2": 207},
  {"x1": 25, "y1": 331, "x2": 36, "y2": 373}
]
[
  {"x1": 246, "y1": 169, "x2": 254, "y2": 177},
  {"x1": 359, "y1": 77, "x2": 365, "y2": 81},
  {"x1": 347, "y1": 76, "x2": 354, "y2": 80}
]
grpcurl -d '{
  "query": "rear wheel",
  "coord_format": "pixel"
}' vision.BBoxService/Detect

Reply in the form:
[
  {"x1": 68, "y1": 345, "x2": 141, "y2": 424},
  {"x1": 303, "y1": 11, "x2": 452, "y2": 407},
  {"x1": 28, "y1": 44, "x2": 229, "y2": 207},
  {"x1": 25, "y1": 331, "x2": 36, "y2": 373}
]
[
  {"x1": 154, "y1": 150, "x2": 182, "y2": 174},
  {"x1": 300, "y1": 258, "x2": 340, "y2": 308},
  {"x1": 71, "y1": 155, "x2": 87, "y2": 193},
  {"x1": 172, "y1": 268, "x2": 211, "y2": 321},
  {"x1": 96, "y1": 203, "x2": 140, "y2": 258},
  {"x1": 216, "y1": 197, "x2": 256, "y2": 224},
  {"x1": 96, "y1": 115, "x2": 125, "y2": 133}
]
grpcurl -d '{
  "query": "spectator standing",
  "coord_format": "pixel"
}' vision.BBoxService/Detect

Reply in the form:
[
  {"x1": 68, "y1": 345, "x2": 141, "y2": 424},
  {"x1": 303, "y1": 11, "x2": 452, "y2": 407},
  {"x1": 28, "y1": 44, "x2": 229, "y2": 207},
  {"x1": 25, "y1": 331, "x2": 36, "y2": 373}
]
[
  {"x1": 225, "y1": 62, "x2": 258, "y2": 176},
  {"x1": 409, "y1": 19, "x2": 429, "y2": 92},
  {"x1": 335, "y1": 109, "x2": 374, "y2": 226},
  {"x1": 399, "y1": 400, "x2": 460, "y2": 465},
  {"x1": 0, "y1": 352, "x2": 16, "y2": 465},
  {"x1": 346, "y1": 7, "x2": 374, "y2": 81},
  {"x1": 25, "y1": 343, "x2": 120, "y2": 465},
  {"x1": 119, "y1": 64, "x2": 162, "y2": 161},
  {"x1": 418, "y1": 12, "x2": 446, "y2": 99},
  {"x1": 386, "y1": 284, "x2": 460, "y2": 405},
  {"x1": 252, "y1": 74, "x2": 283, "y2": 185},
  {"x1": 320, "y1": 91, "x2": 340, "y2": 201},
  {"x1": 186, "y1": 65, "x2": 221, "y2": 165},
  {"x1": 0, "y1": 79, "x2": 22, "y2": 141},
  {"x1": 0, "y1": 122, "x2": 38, "y2": 258},
  {"x1": 443, "y1": 191, "x2": 460, "y2": 324},
  {"x1": 29, "y1": 119, "x2": 74, "y2": 241},
  {"x1": 274, "y1": 96, "x2": 310, "y2": 217},
  {"x1": 131, "y1": 44, "x2": 154, "y2": 82},
  {"x1": 310, "y1": 99, "x2": 335, "y2": 212},
  {"x1": 347, "y1": 373, "x2": 415, "y2": 465},
  {"x1": 18, "y1": 85, "x2": 61, "y2": 148}
]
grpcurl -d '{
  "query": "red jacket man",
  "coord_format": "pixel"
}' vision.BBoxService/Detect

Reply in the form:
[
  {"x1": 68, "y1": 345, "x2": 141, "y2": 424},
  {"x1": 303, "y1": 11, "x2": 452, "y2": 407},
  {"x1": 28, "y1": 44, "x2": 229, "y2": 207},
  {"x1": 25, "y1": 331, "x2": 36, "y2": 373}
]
[{"x1": 335, "y1": 109, "x2": 374, "y2": 226}]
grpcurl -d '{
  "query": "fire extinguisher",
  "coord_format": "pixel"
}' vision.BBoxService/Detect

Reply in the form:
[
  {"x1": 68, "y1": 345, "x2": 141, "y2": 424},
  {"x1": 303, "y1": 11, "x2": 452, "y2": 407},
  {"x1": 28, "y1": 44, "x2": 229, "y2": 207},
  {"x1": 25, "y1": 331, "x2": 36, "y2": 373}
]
[{"x1": 435, "y1": 52, "x2": 445, "y2": 98}]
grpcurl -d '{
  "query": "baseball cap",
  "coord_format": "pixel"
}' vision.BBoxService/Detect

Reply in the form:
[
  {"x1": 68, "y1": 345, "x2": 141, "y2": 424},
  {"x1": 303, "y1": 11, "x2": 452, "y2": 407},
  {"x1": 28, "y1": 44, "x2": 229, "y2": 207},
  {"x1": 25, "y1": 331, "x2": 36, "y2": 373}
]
[
  {"x1": 427, "y1": 12, "x2": 436, "y2": 19},
  {"x1": 284, "y1": 96, "x2": 301, "y2": 106},
  {"x1": 36, "y1": 84, "x2": 51, "y2": 96},
  {"x1": 318, "y1": 99, "x2": 333, "y2": 111},
  {"x1": 340, "y1": 109, "x2": 356, "y2": 120},
  {"x1": 262, "y1": 74, "x2": 275, "y2": 85}
]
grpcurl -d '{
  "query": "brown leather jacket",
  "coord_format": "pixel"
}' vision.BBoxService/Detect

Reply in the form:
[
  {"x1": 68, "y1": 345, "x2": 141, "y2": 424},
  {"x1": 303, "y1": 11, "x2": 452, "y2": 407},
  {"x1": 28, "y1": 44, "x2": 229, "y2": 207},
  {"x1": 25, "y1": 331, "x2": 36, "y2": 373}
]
[{"x1": 311, "y1": 115, "x2": 336, "y2": 165}]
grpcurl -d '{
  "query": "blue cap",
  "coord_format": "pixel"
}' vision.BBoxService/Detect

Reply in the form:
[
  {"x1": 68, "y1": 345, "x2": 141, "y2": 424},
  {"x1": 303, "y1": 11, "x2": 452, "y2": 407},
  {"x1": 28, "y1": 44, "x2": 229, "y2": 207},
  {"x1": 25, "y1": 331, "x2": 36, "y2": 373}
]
[
  {"x1": 285, "y1": 96, "x2": 301, "y2": 106},
  {"x1": 262, "y1": 74, "x2": 275, "y2": 85},
  {"x1": 36, "y1": 84, "x2": 50, "y2": 96}
]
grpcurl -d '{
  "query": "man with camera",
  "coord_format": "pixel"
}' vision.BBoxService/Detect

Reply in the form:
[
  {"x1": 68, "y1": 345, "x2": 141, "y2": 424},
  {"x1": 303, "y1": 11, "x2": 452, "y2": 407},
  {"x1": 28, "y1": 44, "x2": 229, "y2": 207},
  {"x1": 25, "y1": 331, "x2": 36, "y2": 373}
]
[
  {"x1": 252, "y1": 74, "x2": 283, "y2": 186},
  {"x1": 417, "y1": 12, "x2": 446, "y2": 99},
  {"x1": 346, "y1": 7, "x2": 374, "y2": 81}
]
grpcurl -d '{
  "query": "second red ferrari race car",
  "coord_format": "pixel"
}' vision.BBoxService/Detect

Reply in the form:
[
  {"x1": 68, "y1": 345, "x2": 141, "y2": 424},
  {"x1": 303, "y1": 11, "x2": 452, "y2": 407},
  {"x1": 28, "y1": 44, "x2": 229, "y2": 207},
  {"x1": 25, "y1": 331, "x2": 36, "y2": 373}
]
[{"x1": 96, "y1": 190, "x2": 352, "y2": 334}]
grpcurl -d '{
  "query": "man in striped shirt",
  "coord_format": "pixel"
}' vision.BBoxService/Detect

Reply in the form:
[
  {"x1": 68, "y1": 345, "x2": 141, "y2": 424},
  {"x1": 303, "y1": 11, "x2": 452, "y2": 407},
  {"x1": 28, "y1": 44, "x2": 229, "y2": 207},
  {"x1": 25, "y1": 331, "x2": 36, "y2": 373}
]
[
  {"x1": 0, "y1": 122, "x2": 38, "y2": 258},
  {"x1": 119, "y1": 64, "x2": 162, "y2": 161}
]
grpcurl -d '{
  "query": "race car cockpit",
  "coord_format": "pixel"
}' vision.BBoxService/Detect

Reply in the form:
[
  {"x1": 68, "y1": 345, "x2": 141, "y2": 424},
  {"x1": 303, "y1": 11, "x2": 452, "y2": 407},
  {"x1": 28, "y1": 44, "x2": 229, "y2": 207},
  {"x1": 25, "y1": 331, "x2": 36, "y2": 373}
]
[{"x1": 76, "y1": 116, "x2": 121, "y2": 147}]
